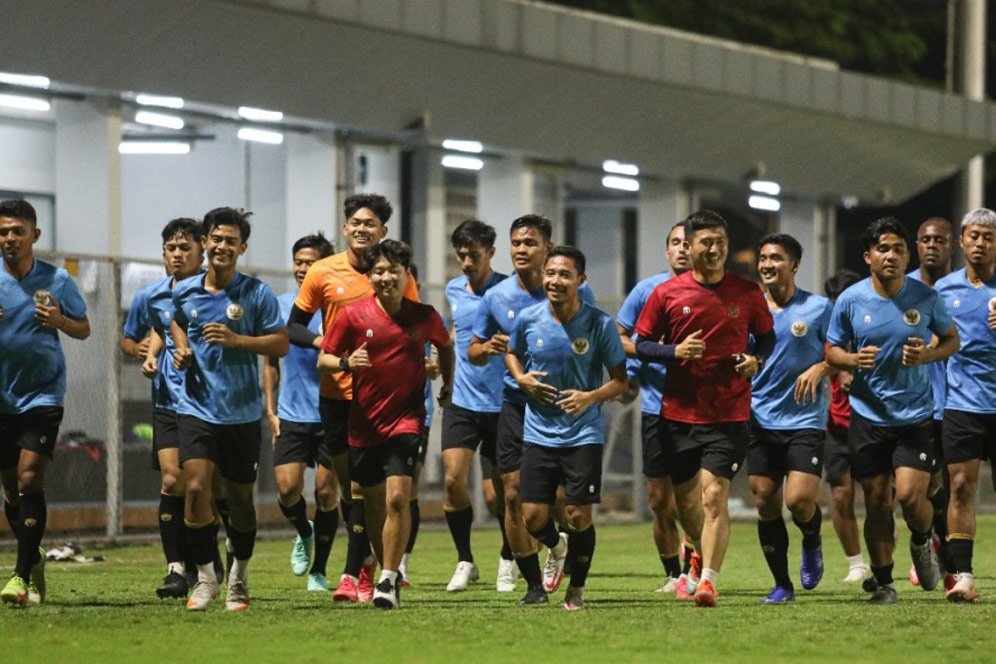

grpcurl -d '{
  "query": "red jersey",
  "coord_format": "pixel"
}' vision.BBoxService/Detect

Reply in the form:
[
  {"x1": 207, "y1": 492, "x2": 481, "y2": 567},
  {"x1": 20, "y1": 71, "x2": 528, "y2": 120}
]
[
  {"x1": 634, "y1": 271, "x2": 773, "y2": 424},
  {"x1": 828, "y1": 373, "x2": 851, "y2": 433},
  {"x1": 322, "y1": 295, "x2": 449, "y2": 448}
]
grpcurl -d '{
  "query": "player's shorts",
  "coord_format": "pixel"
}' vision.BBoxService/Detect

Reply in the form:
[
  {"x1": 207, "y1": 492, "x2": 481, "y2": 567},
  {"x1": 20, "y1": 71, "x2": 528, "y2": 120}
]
[
  {"x1": 746, "y1": 427, "x2": 825, "y2": 479},
  {"x1": 441, "y1": 404, "x2": 499, "y2": 466},
  {"x1": 664, "y1": 419, "x2": 748, "y2": 485},
  {"x1": 942, "y1": 409, "x2": 996, "y2": 465},
  {"x1": 824, "y1": 425, "x2": 852, "y2": 485},
  {"x1": 177, "y1": 415, "x2": 262, "y2": 484},
  {"x1": 496, "y1": 400, "x2": 526, "y2": 475},
  {"x1": 152, "y1": 408, "x2": 179, "y2": 471},
  {"x1": 415, "y1": 427, "x2": 429, "y2": 466},
  {"x1": 480, "y1": 452, "x2": 496, "y2": 479},
  {"x1": 349, "y1": 434, "x2": 421, "y2": 488},
  {"x1": 848, "y1": 412, "x2": 935, "y2": 480},
  {"x1": 272, "y1": 420, "x2": 330, "y2": 468},
  {"x1": 319, "y1": 397, "x2": 350, "y2": 458},
  {"x1": 641, "y1": 413, "x2": 669, "y2": 479},
  {"x1": 931, "y1": 419, "x2": 944, "y2": 468},
  {"x1": 519, "y1": 442, "x2": 602, "y2": 505},
  {"x1": 0, "y1": 407, "x2": 63, "y2": 469}
]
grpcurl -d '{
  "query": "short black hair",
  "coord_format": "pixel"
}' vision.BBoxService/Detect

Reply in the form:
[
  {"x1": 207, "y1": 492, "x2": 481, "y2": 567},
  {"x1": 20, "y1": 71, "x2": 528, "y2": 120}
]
[
  {"x1": 861, "y1": 216, "x2": 910, "y2": 251},
  {"x1": 758, "y1": 233, "x2": 803, "y2": 263},
  {"x1": 546, "y1": 245, "x2": 586, "y2": 276},
  {"x1": 161, "y1": 218, "x2": 202, "y2": 245},
  {"x1": 292, "y1": 232, "x2": 334, "y2": 259},
  {"x1": 344, "y1": 193, "x2": 392, "y2": 224},
  {"x1": 682, "y1": 209, "x2": 727, "y2": 240},
  {"x1": 451, "y1": 219, "x2": 497, "y2": 249},
  {"x1": 203, "y1": 207, "x2": 252, "y2": 242},
  {"x1": 510, "y1": 214, "x2": 552, "y2": 242},
  {"x1": 824, "y1": 269, "x2": 861, "y2": 302},
  {"x1": 0, "y1": 199, "x2": 37, "y2": 225},
  {"x1": 361, "y1": 239, "x2": 412, "y2": 273}
]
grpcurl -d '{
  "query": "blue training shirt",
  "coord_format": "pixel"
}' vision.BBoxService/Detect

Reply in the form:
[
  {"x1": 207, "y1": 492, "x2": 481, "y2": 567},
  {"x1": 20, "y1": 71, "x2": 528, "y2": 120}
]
[
  {"x1": 123, "y1": 280, "x2": 156, "y2": 342},
  {"x1": 616, "y1": 272, "x2": 670, "y2": 415},
  {"x1": 447, "y1": 271, "x2": 507, "y2": 412},
  {"x1": 509, "y1": 300, "x2": 626, "y2": 448},
  {"x1": 172, "y1": 272, "x2": 284, "y2": 425},
  {"x1": 935, "y1": 268, "x2": 996, "y2": 415},
  {"x1": 276, "y1": 291, "x2": 321, "y2": 424},
  {"x1": 473, "y1": 274, "x2": 595, "y2": 405},
  {"x1": 908, "y1": 269, "x2": 947, "y2": 420},
  {"x1": 827, "y1": 277, "x2": 953, "y2": 427},
  {"x1": 145, "y1": 275, "x2": 188, "y2": 412},
  {"x1": 751, "y1": 288, "x2": 833, "y2": 431},
  {"x1": 0, "y1": 259, "x2": 87, "y2": 413}
]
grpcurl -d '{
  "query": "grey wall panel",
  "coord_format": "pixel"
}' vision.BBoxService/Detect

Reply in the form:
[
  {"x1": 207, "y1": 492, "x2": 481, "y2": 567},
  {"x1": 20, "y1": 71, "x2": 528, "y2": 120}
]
[
  {"x1": 627, "y1": 29, "x2": 660, "y2": 80},
  {"x1": 593, "y1": 21, "x2": 628, "y2": 76},
  {"x1": 403, "y1": 0, "x2": 444, "y2": 39},
  {"x1": 557, "y1": 13, "x2": 594, "y2": 67},
  {"x1": 444, "y1": 0, "x2": 483, "y2": 46}
]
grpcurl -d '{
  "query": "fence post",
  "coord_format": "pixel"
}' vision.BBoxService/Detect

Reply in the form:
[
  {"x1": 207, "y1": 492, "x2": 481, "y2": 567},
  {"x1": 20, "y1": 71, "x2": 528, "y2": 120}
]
[{"x1": 105, "y1": 260, "x2": 123, "y2": 539}]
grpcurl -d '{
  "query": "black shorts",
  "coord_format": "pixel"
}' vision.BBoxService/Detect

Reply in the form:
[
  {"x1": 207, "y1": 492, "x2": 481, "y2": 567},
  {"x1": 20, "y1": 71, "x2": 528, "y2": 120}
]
[
  {"x1": 747, "y1": 427, "x2": 825, "y2": 479},
  {"x1": 943, "y1": 409, "x2": 996, "y2": 465},
  {"x1": 441, "y1": 404, "x2": 499, "y2": 466},
  {"x1": 479, "y1": 453, "x2": 496, "y2": 479},
  {"x1": 272, "y1": 420, "x2": 330, "y2": 468},
  {"x1": 0, "y1": 407, "x2": 63, "y2": 469},
  {"x1": 496, "y1": 400, "x2": 526, "y2": 474},
  {"x1": 349, "y1": 434, "x2": 420, "y2": 488},
  {"x1": 665, "y1": 420, "x2": 748, "y2": 485},
  {"x1": 177, "y1": 415, "x2": 262, "y2": 484},
  {"x1": 319, "y1": 397, "x2": 350, "y2": 458},
  {"x1": 152, "y1": 408, "x2": 179, "y2": 471},
  {"x1": 641, "y1": 413, "x2": 669, "y2": 479},
  {"x1": 848, "y1": 412, "x2": 935, "y2": 480},
  {"x1": 824, "y1": 426, "x2": 852, "y2": 485},
  {"x1": 416, "y1": 428, "x2": 429, "y2": 466},
  {"x1": 520, "y1": 443, "x2": 602, "y2": 505}
]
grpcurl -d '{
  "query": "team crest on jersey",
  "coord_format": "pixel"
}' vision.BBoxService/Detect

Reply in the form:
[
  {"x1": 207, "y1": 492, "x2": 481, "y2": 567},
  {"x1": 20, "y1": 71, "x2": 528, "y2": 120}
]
[
  {"x1": 507, "y1": 310, "x2": 515, "y2": 319},
  {"x1": 571, "y1": 338, "x2": 590, "y2": 355},
  {"x1": 365, "y1": 329, "x2": 374, "y2": 338},
  {"x1": 682, "y1": 306, "x2": 691, "y2": 315},
  {"x1": 903, "y1": 309, "x2": 921, "y2": 326},
  {"x1": 161, "y1": 311, "x2": 171, "y2": 322},
  {"x1": 336, "y1": 286, "x2": 345, "y2": 296},
  {"x1": 790, "y1": 321, "x2": 808, "y2": 337},
  {"x1": 863, "y1": 314, "x2": 871, "y2": 324},
  {"x1": 536, "y1": 338, "x2": 544, "y2": 348},
  {"x1": 989, "y1": 297, "x2": 996, "y2": 312},
  {"x1": 226, "y1": 303, "x2": 244, "y2": 321},
  {"x1": 952, "y1": 299, "x2": 961, "y2": 309},
  {"x1": 33, "y1": 290, "x2": 51, "y2": 305},
  {"x1": 727, "y1": 305, "x2": 739, "y2": 318},
  {"x1": 407, "y1": 330, "x2": 420, "y2": 341}
]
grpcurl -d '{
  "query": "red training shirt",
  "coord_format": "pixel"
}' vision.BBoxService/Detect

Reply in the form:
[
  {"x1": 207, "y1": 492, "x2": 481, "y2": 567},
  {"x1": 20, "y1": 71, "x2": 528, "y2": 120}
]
[
  {"x1": 828, "y1": 373, "x2": 851, "y2": 433},
  {"x1": 634, "y1": 270, "x2": 773, "y2": 424},
  {"x1": 322, "y1": 295, "x2": 450, "y2": 448}
]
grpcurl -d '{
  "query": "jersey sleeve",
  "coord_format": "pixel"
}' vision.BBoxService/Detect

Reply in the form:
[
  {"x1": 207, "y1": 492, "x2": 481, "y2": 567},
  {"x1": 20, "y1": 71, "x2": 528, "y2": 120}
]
[
  {"x1": 294, "y1": 264, "x2": 324, "y2": 314},
  {"x1": 816, "y1": 299, "x2": 834, "y2": 344},
  {"x1": 927, "y1": 291, "x2": 954, "y2": 336},
  {"x1": 321, "y1": 306, "x2": 352, "y2": 355},
  {"x1": 472, "y1": 292, "x2": 498, "y2": 340},
  {"x1": 748, "y1": 284, "x2": 775, "y2": 336},
  {"x1": 426, "y1": 308, "x2": 451, "y2": 348},
  {"x1": 598, "y1": 314, "x2": 627, "y2": 369},
  {"x1": 616, "y1": 284, "x2": 644, "y2": 332},
  {"x1": 508, "y1": 313, "x2": 528, "y2": 357},
  {"x1": 633, "y1": 286, "x2": 667, "y2": 341},
  {"x1": 254, "y1": 283, "x2": 285, "y2": 335},
  {"x1": 56, "y1": 270, "x2": 88, "y2": 320},
  {"x1": 579, "y1": 282, "x2": 596, "y2": 306},
  {"x1": 826, "y1": 297, "x2": 852, "y2": 347},
  {"x1": 123, "y1": 289, "x2": 150, "y2": 340}
]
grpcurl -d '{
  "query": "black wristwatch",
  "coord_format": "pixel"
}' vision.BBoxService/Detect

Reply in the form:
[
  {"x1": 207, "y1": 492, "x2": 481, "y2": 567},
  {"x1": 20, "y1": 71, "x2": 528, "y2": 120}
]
[{"x1": 339, "y1": 356, "x2": 351, "y2": 372}]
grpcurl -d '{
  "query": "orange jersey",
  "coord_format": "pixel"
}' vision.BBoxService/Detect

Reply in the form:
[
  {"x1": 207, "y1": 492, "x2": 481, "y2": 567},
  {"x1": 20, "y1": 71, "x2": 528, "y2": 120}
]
[{"x1": 294, "y1": 250, "x2": 419, "y2": 400}]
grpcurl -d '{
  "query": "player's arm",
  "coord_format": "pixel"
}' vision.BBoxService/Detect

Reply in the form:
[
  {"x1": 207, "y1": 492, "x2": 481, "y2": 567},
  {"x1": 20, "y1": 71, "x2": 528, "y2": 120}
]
[
  {"x1": 794, "y1": 359, "x2": 838, "y2": 404},
  {"x1": 170, "y1": 319, "x2": 193, "y2": 370},
  {"x1": 288, "y1": 305, "x2": 322, "y2": 350},
  {"x1": 505, "y1": 350, "x2": 558, "y2": 404},
  {"x1": 469, "y1": 333, "x2": 508, "y2": 366},
  {"x1": 435, "y1": 341, "x2": 456, "y2": 408},
  {"x1": 557, "y1": 363, "x2": 629, "y2": 416},
  {"x1": 201, "y1": 322, "x2": 289, "y2": 358},
  {"x1": 316, "y1": 343, "x2": 371, "y2": 374},
  {"x1": 35, "y1": 294, "x2": 90, "y2": 339},
  {"x1": 141, "y1": 328, "x2": 164, "y2": 379},
  {"x1": 826, "y1": 343, "x2": 879, "y2": 371},
  {"x1": 636, "y1": 330, "x2": 704, "y2": 363},
  {"x1": 616, "y1": 322, "x2": 637, "y2": 357},
  {"x1": 263, "y1": 358, "x2": 281, "y2": 441},
  {"x1": 902, "y1": 324, "x2": 959, "y2": 367},
  {"x1": 121, "y1": 335, "x2": 150, "y2": 360}
]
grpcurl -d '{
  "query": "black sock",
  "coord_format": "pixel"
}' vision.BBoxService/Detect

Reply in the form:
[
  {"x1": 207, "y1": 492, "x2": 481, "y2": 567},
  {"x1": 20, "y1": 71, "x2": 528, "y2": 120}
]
[
  {"x1": 929, "y1": 487, "x2": 951, "y2": 571},
  {"x1": 344, "y1": 499, "x2": 368, "y2": 577},
  {"x1": 187, "y1": 522, "x2": 217, "y2": 566},
  {"x1": 662, "y1": 554, "x2": 681, "y2": 579},
  {"x1": 445, "y1": 507, "x2": 474, "y2": 563},
  {"x1": 340, "y1": 498, "x2": 352, "y2": 524},
  {"x1": 14, "y1": 492, "x2": 45, "y2": 580},
  {"x1": 793, "y1": 507, "x2": 823, "y2": 550},
  {"x1": 517, "y1": 552, "x2": 543, "y2": 589},
  {"x1": 4, "y1": 499, "x2": 20, "y2": 540},
  {"x1": 758, "y1": 518, "x2": 793, "y2": 589},
  {"x1": 214, "y1": 498, "x2": 231, "y2": 535},
  {"x1": 406, "y1": 499, "x2": 420, "y2": 554},
  {"x1": 158, "y1": 494, "x2": 186, "y2": 564},
  {"x1": 528, "y1": 519, "x2": 561, "y2": 550},
  {"x1": 279, "y1": 497, "x2": 313, "y2": 539},
  {"x1": 568, "y1": 526, "x2": 596, "y2": 588},
  {"x1": 872, "y1": 563, "x2": 894, "y2": 586},
  {"x1": 496, "y1": 510, "x2": 513, "y2": 560},
  {"x1": 228, "y1": 526, "x2": 257, "y2": 561},
  {"x1": 947, "y1": 538, "x2": 973, "y2": 574},
  {"x1": 681, "y1": 545, "x2": 693, "y2": 575},
  {"x1": 311, "y1": 507, "x2": 339, "y2": 576},
  {"x1": 910, "y1": 528, "x2": 932, "y2": 547}
]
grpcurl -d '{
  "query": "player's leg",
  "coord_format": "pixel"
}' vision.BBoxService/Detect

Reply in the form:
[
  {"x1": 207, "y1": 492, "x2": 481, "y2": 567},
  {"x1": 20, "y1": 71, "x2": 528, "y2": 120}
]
[
  {"x1": 946, "y1": 459, "x2": 980, "y2": 601},
  {"x1": 643, "y1": 414, "x2": 680, "y2": 592},
  {"x1": 155, "y1": 445, "x2": 189, "y2": 598},
  {"x1": 442, "y1": 446, "x2": 478, "y2": 590},
  {"x1": 750, "y1": 472, "x2": 793, "y2": 603},
  {"x1": 480, "y1": 414, "x2": 515, "y2": 591},
  {"x1": 275, "y1": 460, "x2": 312, "y2": 575},
  {"x1": 825, "y1": 428, "x2": 867, "y2": 581},
  {"x1": 373, "y1": 440, "x2": 415, "y2": 610},
  {"x1": 497, "y1": 401, "x2": 543, "y2": 597},
  {"x1": 784, "y1": 431, "x2": 826, "y2": 591},
  {"x1": 894, "y1": 420, "x2": 941, "y2": 592},
  {"x1": 182, "y1": 454, "x2": 221, "y2": 610},
  {"x1": 859, "y1": 471, "x2": 897, "y2": 603},
  {"x1": 400, "y1": 457, "x2": 422, "y2": 586},
  {"x1": 560, "y1": 444, "x2": 601, "y2": 610},
  {"x1": 223, "y1": 479, "x2": 257, "y2": 611},
  {"x1": 308, "y1": 461, "x2": 340, "y2": 591}
]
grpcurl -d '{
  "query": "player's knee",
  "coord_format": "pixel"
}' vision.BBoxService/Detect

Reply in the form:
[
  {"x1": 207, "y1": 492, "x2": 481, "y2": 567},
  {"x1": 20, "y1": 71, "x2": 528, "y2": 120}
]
[
  {"x1": 503, "y1": 486, "x2": 521, "y2": 512},
  {"x1": 160, "y1": 469, "x2": 184, "y2": 496},
  {"x1": 385, "y1": 488, "x2": 408, "y2": 513},
  {"x1": 313, "y1": 484, "x2": 336, "y2": 509},
  {"x1": 701, "y1": 481, "x2": 727, "y2": 513},
  {"x1": 444, "y1": 472, "x2": 466, "y2": 500},
  {"x1": 893, "y1": 484, "x2": 923, "y2": 509},
  {"x1": 565, "y1": 508, "x2": 591, "y2": 531},
  {"x1": 785, "y1": 495, "x2": 815, "y2": 520},
  {"x1": 948, "y1": 471, "x2": 976, "y2": 504}
]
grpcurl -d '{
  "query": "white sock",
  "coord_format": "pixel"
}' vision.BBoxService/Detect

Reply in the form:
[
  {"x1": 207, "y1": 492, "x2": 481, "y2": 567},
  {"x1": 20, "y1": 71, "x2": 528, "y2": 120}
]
[
  {"x1": 230, "y1": 558, "x2": 249, "y2": 583},
  {"x1": 379, "y1": 569, "x2": 399, "y2": 586},
  {"x1": 400, "y1": 552, "x2": 410, "y2": 570},
  {"x1": 197, "y1": 563, "x2": 215, "y2": 584},
  {"x1": 701, "y1": 568, "x2": 719, "y2": 585},
  {"x1": 845, "y1": 554, "x2": 867, "y2": 570},
  {"x1": 168, "y1": 561, "x2": 185, "y2": 576},
  {"x1": 958, "y1": 571, "x2": 975, "y2": 583}
]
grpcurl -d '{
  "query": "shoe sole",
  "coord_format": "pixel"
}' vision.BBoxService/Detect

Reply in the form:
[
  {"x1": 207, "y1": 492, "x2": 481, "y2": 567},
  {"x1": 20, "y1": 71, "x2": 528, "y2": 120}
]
[
  {"x1": 156, "y1": 587, "x2": 188, "y2": 599},
  {"x1": 1, "y1": 594, "x2": 26, "y2": 607},
  {"x1": 496, "y1": 584, "x2": 516, "y2": 592},
  {"x1": 946, "y1": 590, "x2": 980, "y2": 604},
  {"x1": 372, "y1": 597, "x2": 397, "y2": 610},
  {"x1": 226, "y1": 602, "x2": 250, "y2": 612},
  {"x1": 694, "y1": 593, "x2": 716, "y2": 608}
]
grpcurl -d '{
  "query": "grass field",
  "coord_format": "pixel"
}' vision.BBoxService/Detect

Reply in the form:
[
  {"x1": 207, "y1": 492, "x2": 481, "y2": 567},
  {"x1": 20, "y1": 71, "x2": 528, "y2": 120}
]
[{"x1": 3, "y1": 516, "x2": 996, "y2": 663}]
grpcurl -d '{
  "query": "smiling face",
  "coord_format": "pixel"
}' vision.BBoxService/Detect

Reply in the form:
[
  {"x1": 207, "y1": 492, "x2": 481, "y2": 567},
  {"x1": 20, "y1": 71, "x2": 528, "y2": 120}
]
[
  {"x1": 369, "y1": 256, "x2": 409, "y2": 304},
  {"x1": 543, "y1": 255, "x2": 584, "y2": 306},
  {"x1": 343, "y1": 207, "x2": 387, "y2": 256},
  {"x1": 757, "y1": 242, "x2": 797, "y2": 289},
  {"x1": 960, "y1": 223, "x2": 996, "y2": 271},
  {"x1": 688, "y1": 226, "x2": 728, "y2": 274},
  {"x1": 666, "y1": 225, "x2": 691, "y2": 274},
  {"x1": 204, "y1": 223, "x2": 247, "y2": 271},
  {"x1": 292, "y1": 247, "x2": 321, "y2": 287},
  {"x1": 0, "y1": 216, "x2": 40, "y2": 265},
  {"x1": 509, "y1": 226, "x2": 551, "y2": 274},
  {"x1": 163, "y1": 232, "x2": 203, "y2": 281},
  {"x1": 916, "y1": 220, "x2": 953, "y2": 270},
  {"x1": 864, "y1": 232, "x2": 909, "y2": 282}
]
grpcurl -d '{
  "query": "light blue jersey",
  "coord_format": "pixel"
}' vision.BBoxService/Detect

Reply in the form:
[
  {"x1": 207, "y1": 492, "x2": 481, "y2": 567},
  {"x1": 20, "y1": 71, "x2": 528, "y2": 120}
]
[
  {"x1": 447, "y1": 271, "x2": 507, "y2": 412},
  {"x1": 827, "y1": 277, "x2": 953, "y2": 427},
  {"x1": 276, "y1": 291, "x2": 321, "y2": 424},
  {"x1": 616, "y1": 272, "x2": 670, "y2": 415},
  {"x1": 908, "y1": 268, "x2": 947, "y2": 420},
  {"x1": 751, "y1": 289, "x2": 832, "y2": 431},
  {"x1": 510, "y1": 301, "x2": 626, "y2": 448},
  {"x1": 473, "y1": 274, "x2": 595, "y2": 405},
  {"x1": 123, "y1": 280, "x2": 156, "y2": 342},
  {"x1": 936, "y1": 268, "x2": 996, "y2": 415},
  {"x1": 0, "y1": 259, "x2": 87, "y2": 413},
  {"x1": 146, "y1": 276, "x2": 186, "y2": 411},
  {"x1": 172, "y1": 272, "x2": 284, "y2": 425}
]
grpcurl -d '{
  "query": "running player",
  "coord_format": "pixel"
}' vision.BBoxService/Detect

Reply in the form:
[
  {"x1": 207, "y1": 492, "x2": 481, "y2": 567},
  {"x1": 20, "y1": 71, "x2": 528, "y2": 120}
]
[
  {"x1": 826, "y1": 216, "x2": 959, "y2": 605},
  {"x1": 936, "y1": 208, "x2": 996, "y2": 602},
  {"x1": 748, "y1": 233, "x2": 834, "y2": 604},
  {"x1": 318, "y1": 240, "x2": 454, "y2": 610},
  {"x1": 616, "y1": 221, "x2": 694, "y2": 596},
  {"x1": 171, "y1": 207, "x2": 288, "y2": 611},
  {"x1": 264, "y1": 233, "x2": 336, "y2": 591},
  {"x1": 634, "y1": 209, "x2": 775, "y2": 608},
  {"x1": 1, "y1": 199, "x2": 90, "y2": 607}
]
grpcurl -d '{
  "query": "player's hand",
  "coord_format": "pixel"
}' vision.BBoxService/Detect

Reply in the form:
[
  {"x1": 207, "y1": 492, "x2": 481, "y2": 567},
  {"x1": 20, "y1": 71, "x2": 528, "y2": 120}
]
[
  {"x1": 794, "y1": 364, "x2": 825, "y2": 404},
  {"x1": 854, "y1": 346, "x2": 880, "y2": 370},
  {"x1": 988, "y1": 309, "x2": 996, "y2": 331},
  {"x1": 484, "y1": 333, "x2": 509, "y2": 356},
  {"x1": 838, "y1": 370, "x2": 854, "y2": 393},
  {"x1": 0, "y1": 303, "x2": 4, "y2": 321},
  {"x1": 34, "y1": 294, "x2": 65, "y2": 330},
  {"x1": 349, "y1": 342, "x2": 371, "y2": 369},
  {"x1": 901, "y1": 337, "x2": 928, "y2": 366},
  {"x1": 675, "y1": 330, "x2": 705, "y2": 360},
  {"x1": 141, "y1": 355, "x2": 158, "y2": 379},
  {"x1": 557, "y1": 389, "x2": 593, "y2": 416},
  {"x1": 617, "y1": 377, "x2": 640, "y2": 403},
  {"x1": 733, "y1": 353, "x2": 760, "y2": 378},
  {"x1": 202, "y1": 322, "x2": 239, "y2": 347},
  {"x1": 173, "y1": 347, "x2": 193, "y2": 370},
  {"x1": 437, "y1": 385, "x2": 452, "y2": 409},
  {"x1": 134, "y1": 337, "x2": 151, "y2": 359},
  {"x1": 425, "y1": 351, "x2": 441, "y2": 380},
  {"x1": 516, "y1": 370, "x2": 558, "y2": 404},
  {"x1": 267, "y1": 412, "x2": 281, "y2": 445}
]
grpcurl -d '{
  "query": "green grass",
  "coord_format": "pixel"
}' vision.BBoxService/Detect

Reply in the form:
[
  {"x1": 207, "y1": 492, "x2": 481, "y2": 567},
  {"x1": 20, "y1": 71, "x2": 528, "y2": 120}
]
[{"x1": 4, "y1": 516, "x2": 996, "y2": 663}]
